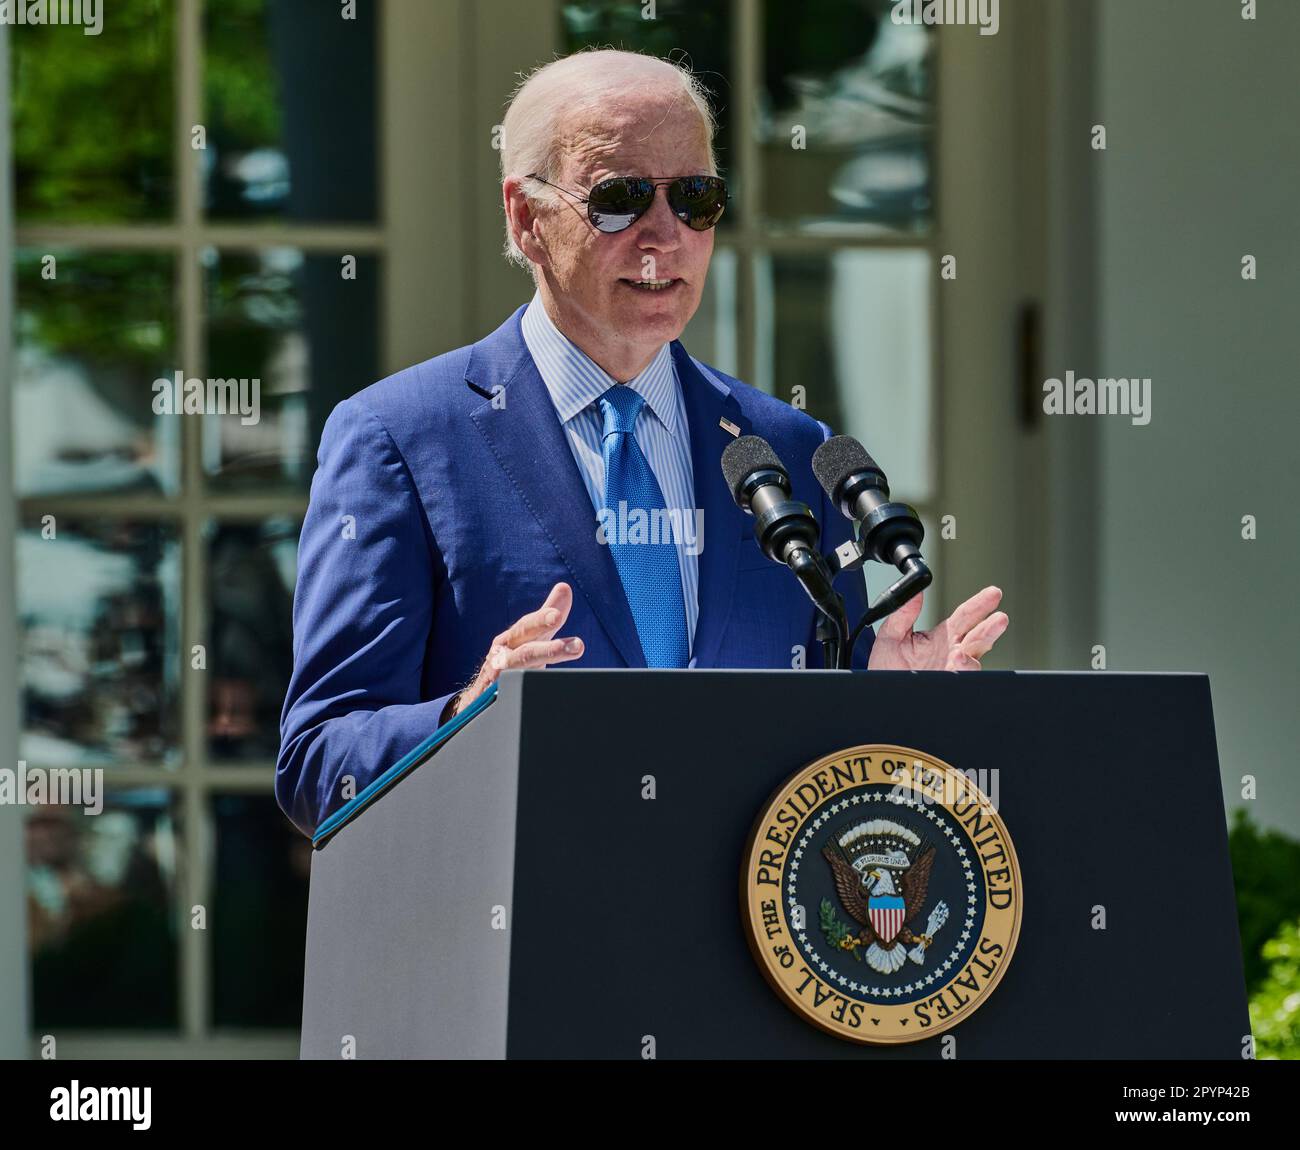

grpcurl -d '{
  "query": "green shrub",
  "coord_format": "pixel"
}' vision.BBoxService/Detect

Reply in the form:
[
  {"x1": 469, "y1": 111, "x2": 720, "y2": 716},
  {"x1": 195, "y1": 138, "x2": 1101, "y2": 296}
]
[
  {"x1": 1248, "y1": 919, "x2": 1300, "y2": 1060},
  {"x1": 1228, "y1": 808, "x2": 1300, "y2": 992}
]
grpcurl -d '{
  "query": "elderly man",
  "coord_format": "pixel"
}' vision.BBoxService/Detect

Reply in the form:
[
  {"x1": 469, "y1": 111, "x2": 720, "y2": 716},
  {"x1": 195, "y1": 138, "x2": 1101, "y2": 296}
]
[{"x1": 276, "y1": 49, "x2": 1008, "y2": 837}]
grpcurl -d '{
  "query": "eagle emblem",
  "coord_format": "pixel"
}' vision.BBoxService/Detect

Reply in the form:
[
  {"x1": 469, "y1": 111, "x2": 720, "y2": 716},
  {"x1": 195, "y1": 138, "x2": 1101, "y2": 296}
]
[{"x1": 820, "y1": 818, "x2": 950, "y2": 975}]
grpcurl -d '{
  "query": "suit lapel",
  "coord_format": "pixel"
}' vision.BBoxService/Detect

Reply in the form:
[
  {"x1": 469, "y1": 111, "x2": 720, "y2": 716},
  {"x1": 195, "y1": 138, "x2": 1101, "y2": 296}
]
[
  {"x1": 671, "y1": 341, "x2": 751, "y2": 669},
  {"x1": 467, "y1": 308, "x2": 647, "y2": 668}
]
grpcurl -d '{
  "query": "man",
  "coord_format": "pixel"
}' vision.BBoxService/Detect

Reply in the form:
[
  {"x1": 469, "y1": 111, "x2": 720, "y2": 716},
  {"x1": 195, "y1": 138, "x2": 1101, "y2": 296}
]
[{"x1": 276, "y1": 50, "x2": 1008, "y2": 837}]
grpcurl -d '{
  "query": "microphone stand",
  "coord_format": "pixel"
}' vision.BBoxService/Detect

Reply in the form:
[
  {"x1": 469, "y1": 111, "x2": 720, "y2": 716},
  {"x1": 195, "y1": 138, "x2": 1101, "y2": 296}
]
[
  {"x1": 822, "y1": 539, "x2": 932, "y2": 669},
  {"x1": 815, "y1": 601, "x2": 846, "y2": 669}
]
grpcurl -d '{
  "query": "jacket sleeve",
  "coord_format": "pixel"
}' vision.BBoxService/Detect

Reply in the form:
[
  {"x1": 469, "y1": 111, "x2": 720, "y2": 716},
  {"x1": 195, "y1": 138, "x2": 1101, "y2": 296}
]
[
  {"x1": 813, "y1": 419, "x2": 875, "y2": 671},
  {"x1": 276, "y1": 397, "x2": 458, "y2": 837}
]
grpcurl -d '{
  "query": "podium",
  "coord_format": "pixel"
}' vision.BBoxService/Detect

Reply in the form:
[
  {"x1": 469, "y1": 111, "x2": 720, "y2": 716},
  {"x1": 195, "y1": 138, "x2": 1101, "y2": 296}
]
[{"x1": 299, "y1": 669, "x2": 1248, "y2": 1059}]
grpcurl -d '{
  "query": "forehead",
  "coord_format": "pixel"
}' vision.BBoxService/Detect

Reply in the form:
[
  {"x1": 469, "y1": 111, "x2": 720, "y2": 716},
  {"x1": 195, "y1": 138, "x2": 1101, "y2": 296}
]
[{"x1": 556, "y1": 99, "x2": 710, "y2": 183}]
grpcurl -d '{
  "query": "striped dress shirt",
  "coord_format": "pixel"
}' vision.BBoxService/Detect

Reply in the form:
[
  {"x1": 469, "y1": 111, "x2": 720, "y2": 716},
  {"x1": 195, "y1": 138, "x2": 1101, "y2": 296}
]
[{"x1": 520, "y1": 291, "x2": 700, "y2": 658}]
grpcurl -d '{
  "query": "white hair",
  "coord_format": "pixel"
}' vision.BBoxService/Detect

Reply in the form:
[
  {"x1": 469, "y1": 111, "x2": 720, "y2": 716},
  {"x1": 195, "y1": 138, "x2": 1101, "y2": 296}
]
[{"x1": 499, "y1": 48, "x2": 719, "y2": 273}]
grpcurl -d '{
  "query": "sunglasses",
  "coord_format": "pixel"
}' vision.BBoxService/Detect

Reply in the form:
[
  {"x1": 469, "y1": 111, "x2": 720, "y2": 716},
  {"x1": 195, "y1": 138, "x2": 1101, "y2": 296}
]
[{"x1": 526, "y1": 173, "x2": 728, "y2": 233}]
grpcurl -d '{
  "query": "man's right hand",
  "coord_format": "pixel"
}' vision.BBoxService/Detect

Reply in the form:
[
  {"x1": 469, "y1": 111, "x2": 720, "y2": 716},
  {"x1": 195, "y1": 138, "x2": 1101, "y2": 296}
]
[{"x1": 442, "y1": 582, "x2": 585, "y2": 721}]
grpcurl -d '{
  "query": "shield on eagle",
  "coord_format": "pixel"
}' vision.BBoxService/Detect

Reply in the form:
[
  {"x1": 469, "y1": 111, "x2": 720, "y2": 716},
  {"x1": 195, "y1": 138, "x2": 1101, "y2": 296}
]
[{"x1": 868, "y1": 895, "x2": 906, "y2": 943}]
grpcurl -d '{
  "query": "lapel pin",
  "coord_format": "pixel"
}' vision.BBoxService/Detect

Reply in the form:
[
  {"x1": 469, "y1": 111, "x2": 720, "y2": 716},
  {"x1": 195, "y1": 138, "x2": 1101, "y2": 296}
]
[{"x1": 719, "y1": 417, "x2": 741, "y2": 437}]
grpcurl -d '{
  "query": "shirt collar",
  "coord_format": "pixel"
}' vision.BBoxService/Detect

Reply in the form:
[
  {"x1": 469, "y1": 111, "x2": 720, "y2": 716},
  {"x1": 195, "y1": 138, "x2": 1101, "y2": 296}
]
[{"x1": 520, "y1": 291, "x2": 680, "y2": 437}]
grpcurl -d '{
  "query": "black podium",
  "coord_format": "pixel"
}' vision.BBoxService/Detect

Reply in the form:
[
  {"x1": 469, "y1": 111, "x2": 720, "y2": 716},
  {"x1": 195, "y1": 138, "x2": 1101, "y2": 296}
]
[{"x1": 299, "y1": 669, "x2": 1248, "y2": 1059}]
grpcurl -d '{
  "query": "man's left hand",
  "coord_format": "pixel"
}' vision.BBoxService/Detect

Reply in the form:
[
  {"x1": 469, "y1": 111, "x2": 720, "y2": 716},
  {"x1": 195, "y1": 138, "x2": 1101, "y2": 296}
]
[{"x1": 866, "y1": 585, "x2": 1008, "y2": 671}]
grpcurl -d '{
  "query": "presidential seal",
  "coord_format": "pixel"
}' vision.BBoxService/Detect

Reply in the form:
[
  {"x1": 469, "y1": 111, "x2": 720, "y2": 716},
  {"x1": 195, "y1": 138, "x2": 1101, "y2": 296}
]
[{"x1": 741, "y1": 745, "x2": 1021, "y2": 1045}]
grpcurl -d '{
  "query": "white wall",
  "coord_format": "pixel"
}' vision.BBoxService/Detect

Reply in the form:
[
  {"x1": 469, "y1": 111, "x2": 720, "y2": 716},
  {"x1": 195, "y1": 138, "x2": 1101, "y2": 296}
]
[{"x1": 1094, "y1": 0, "x2": 1300, "y2": 833}]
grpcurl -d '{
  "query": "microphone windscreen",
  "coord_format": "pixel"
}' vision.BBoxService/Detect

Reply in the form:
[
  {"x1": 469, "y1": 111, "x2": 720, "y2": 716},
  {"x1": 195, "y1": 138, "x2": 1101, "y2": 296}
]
[
  {"x1": 721, "y1": 435, "x2": 787, "y2": 505},
  {"x1": 811, "y1": 435, "x2": 884, "y2": 502}
]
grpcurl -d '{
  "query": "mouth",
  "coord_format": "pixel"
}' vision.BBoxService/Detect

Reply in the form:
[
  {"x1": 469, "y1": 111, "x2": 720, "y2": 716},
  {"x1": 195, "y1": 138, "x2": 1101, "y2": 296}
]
[{"x1": 619, "y1": 277, "x2": 683, "y2": 294}]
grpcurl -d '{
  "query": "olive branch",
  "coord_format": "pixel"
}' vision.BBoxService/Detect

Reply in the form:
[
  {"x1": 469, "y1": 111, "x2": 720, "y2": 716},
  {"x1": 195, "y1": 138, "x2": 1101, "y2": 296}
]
[{"x1": 820, "y1": 898, "x2": 862, "y2": 961}]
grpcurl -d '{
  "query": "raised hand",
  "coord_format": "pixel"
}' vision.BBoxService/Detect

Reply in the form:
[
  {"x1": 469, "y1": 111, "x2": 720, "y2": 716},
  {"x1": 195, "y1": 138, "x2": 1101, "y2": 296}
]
[
  {"x1": 444, "y1": 582, "x2": 585, "y2": 719},
  {"x1": 866, "y1": 585, "x2": 1008, "y2": 672}
]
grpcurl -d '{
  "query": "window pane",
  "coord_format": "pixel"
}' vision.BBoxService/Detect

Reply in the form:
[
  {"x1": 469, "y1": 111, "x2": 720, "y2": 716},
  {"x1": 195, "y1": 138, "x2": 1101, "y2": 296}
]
[
  {"x1": 28, "y1": 791, "x2": 181, "y2": 1030},
  {"x1": 11, "y1": 0, "x2": 175, "y2": 222},
  {"x1": 202, "y1": 248, "x2": 379, "y2": 490},
  {"x1": 207, "y1": 518, "x2": 299, "y2": 763},
  {"x1": 560, "y1": 0, "x2": 736, "y2": 221},
  {"x1": 756, "y1": 248, "x2": 933, "y2": 502},
  {"x1": 18, "y1": 519, "x2": 181, "y2": 766},
  {"x1": 203, "y1": 0, "x2": 377, "y2": 221},
  {"x1": 14, "y1": 250, "x2": 179, "y2": 497},
  {"x1": 211, "y1": 795, "x2": 311, "y2": 1028},
  {"x1": 760, "y1": 0, "x2": 933, "y2": 233}
]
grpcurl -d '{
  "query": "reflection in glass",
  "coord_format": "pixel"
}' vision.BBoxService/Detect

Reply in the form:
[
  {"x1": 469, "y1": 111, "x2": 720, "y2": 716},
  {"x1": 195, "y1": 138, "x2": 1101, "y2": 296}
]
[
  {"x1": 211, "y1": 795, "x2": 311, "y2": 1028},
  {"x1": 11, "y1": 0, "x2": 175, "y2": 222},
  {"x1": 204, "y1": 0, "x2": 377, "y2": 221},
  {"x1": 760, "y1": 0, "x2": 933, "y2": 232},
  {"x1": 207, "y1": 518, "x2": 299, "y2": 763},
  {"x1": 756, "y1": 249, "x2": 932, "y2": 502},
  {"x1": 28, "y1": 791, "x2": 180, "y2": 1029},
  {"x1": 18, "y1": 520, "x2": 181, "y2": 766},
  {"x1": 14, "y1": 250, "x2": 179, "y2": 497},
  {"x1": 561, "y1": 0, "x2": 734, "y2": 214},
  {"x1": 202, "y1": 248, "x2": 379, "y2": 489}
]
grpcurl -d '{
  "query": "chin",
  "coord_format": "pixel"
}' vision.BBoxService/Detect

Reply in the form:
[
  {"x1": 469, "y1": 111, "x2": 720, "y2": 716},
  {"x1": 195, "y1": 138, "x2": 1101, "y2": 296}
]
[{"x1": 619, "y1": 288, "x2": 697, "y2": 335}]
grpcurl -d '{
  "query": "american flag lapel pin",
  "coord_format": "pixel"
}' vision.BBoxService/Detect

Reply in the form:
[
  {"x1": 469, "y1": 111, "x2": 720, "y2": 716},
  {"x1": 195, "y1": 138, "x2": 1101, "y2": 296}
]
[{"x1": 719, "y1": 417, "x2": 741, "y2": 437}]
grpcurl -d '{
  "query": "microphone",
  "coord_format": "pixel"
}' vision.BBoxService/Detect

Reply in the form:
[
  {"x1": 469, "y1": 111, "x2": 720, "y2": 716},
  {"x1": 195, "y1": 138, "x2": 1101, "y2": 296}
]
[
  {"x1": 811, "y1": 436, "x2": 926, "y2": 571},
  {"x1": 721, "y1": 436, "x2": 847, "y2": 658}
]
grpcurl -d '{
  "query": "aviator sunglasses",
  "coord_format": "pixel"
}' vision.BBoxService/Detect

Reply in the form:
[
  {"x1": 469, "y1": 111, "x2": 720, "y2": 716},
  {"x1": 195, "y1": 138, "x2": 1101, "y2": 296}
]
[{"x1": 526, "y1": 173, "x2": 729, "y2": 233}]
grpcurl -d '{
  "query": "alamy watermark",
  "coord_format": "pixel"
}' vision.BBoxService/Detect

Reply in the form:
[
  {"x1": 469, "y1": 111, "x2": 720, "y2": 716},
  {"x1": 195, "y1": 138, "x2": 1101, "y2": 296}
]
[
  {"x1": 891, "y1": 0, "x2": 999, "y2": 36},
  {"x1": 0, "y1": 762, "x2": 103, "y2": 815},
  {"x1": 1043, "y1": 371, "x2": 1152, "y2": 426},
  {"x1": 50, "y1": 1081, "x2": 150, "y2": 1130},
  {"x1": 0, "y1": 0, "x2": 102, "y2": 35},
  {"x1": 596, "y1": 502, "x2": 705, "y2": 556},
  {"x1": 152, "y1": 371, "x2": 261, "y2": 425}
]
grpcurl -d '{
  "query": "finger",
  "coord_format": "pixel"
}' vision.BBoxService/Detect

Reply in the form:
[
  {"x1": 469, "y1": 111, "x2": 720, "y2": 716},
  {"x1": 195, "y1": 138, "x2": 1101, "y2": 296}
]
[
  {"x1": 945, "y1": 585, "x2": 1003, "y2": 644},
  {"x1": 495, "y1": 582, "x2": 574, "y2": 649},
  {"x1": 958, "y1": 611, "x2": 1008, "y2": 660},
  {"x1": 947, "y1": 649, "x2": 981, "y2": 672},
  {"x1": 877, "y1": 590, "x2": 924, "y2": 643},
  {"x1": 489, "y1": 635, "x2": 584, "y2": 673}
]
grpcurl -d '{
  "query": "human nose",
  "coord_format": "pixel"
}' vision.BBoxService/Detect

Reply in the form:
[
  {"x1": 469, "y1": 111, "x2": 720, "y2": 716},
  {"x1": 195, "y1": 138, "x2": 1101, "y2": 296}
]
[{"x1": 632, "y1": 184, "x2": 682, "y2": 250}]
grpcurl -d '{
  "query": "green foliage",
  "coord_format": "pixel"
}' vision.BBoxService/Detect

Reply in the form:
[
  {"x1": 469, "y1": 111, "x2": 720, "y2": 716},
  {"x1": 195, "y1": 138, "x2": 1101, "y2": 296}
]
[
  {"x1": 819, "y1": 897, "x2": 860, "y2": 960},
  {"x1": 10, "y1": 0, "x2": 279, "y2": 222},
  {"x1": 1249, "y1": 918, "x2": 1300, "y2": 1060},
  {"x1": 15, "y1": 250, "x2": 175, "y2": 370},
  {"x1": 1229, "y1": 807, "x2": 1300, "y2": 992},
  {"x1": 11, "y1": 0, "x2": 175, "y2": 220},
  {"x1": 204, "y1": 0, "x2": 280, "y2": 148},
  {"x1": 1229, "y1": 809, "x2": 1300, "y2": 1058}
]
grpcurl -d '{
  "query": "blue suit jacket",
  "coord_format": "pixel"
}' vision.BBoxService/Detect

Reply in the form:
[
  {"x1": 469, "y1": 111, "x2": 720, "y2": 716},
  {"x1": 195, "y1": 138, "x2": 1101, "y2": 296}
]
[{"x1": 277, "y1": 305, "x2": 874, "y2": 835}]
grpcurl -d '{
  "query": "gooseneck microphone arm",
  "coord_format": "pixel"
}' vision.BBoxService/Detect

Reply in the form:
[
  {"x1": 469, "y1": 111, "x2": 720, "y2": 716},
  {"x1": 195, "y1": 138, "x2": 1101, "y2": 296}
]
[
  {"x1": 722, "y1": 438, "x2": 850, "y2": 669},
  {"x1": 812, "y1": 436, "x2": 933, "y2": 665}
]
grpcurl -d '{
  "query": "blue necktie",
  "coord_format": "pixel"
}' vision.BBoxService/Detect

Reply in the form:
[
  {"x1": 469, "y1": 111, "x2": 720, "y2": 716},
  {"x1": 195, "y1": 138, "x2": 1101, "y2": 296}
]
[{"x1": 598, "y1": 384, "x2": 689, "y2": 667}]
